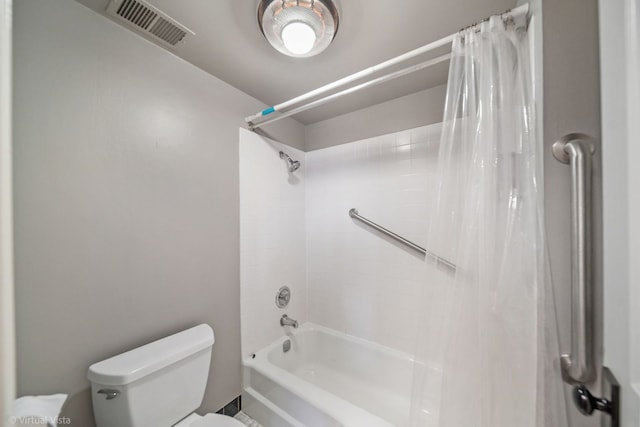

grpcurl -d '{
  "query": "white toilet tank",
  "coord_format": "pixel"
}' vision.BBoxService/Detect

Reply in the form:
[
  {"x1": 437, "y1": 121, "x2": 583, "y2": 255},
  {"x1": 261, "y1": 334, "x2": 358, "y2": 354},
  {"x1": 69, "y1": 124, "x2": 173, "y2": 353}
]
[{"x1": 87, "y1": 324, "x2": 214, "y2": 427}]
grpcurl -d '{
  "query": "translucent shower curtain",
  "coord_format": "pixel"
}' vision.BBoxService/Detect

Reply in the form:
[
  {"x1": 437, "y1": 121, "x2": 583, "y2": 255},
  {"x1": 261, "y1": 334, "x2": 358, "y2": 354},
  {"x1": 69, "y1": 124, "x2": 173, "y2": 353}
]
[{"x1": 409, "y1": 14, "x2": 568, "y2": 427}]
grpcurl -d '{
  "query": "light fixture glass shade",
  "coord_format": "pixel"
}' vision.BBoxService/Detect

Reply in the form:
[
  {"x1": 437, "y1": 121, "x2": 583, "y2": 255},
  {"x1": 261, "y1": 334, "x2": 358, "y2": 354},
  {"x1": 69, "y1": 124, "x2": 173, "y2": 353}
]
[
  {"x1": 258, "y1": 0, "x2": 340, "y2": 58},
  {"x1": 281, "y1": 22, "x2": 316, "y2": 55}
]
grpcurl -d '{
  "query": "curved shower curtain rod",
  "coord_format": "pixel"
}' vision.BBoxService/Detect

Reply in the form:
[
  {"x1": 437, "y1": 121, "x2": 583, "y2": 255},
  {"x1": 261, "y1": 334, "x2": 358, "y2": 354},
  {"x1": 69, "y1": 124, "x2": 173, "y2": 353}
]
[{"x1": 245, "y1": 3, "x2": 529, "y2": 130}]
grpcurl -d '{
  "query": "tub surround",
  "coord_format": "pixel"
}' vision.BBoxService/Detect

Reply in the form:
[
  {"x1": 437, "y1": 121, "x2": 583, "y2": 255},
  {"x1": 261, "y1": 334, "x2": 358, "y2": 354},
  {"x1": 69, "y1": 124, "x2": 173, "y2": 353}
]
[
  {"x1": 239, "y1": 129, "x2": 308, "y2": 360},
  {"x1": 305, "y1": 123, "x2": 443, "y2": 354},
  {"x1": 239, "y1": 125, "x2": 445, "y2": 426},
  {"x1": 240, "y1": 123, "x2": 443, "y2": 361}
]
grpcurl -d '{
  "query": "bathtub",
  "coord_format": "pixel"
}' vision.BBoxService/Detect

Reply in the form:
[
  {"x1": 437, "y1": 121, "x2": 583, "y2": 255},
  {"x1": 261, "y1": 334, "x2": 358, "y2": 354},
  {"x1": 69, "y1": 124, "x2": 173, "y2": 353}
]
[{"x1": 242, "y1": 323, "x2": 440, "y2": 427}]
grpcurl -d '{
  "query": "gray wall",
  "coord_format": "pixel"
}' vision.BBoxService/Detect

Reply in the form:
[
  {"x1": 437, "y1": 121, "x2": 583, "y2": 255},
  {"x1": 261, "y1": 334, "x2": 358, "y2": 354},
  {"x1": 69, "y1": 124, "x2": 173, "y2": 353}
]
[
  {"x1": 305, "y1": 85, "x2": 447, "y2": 151},
  {"x1": 541, "y1": 0, "x2": 602, "y2": 426},
  {"x1": 12, "y1": 1, "x2": 303, "y2": 426}
]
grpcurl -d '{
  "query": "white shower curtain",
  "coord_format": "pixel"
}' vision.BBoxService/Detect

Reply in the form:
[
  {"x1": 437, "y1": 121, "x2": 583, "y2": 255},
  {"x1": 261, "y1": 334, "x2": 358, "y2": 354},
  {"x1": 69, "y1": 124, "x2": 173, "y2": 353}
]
[{"x1": 410, "y1": 14, "x2": 568, "y2": 427}]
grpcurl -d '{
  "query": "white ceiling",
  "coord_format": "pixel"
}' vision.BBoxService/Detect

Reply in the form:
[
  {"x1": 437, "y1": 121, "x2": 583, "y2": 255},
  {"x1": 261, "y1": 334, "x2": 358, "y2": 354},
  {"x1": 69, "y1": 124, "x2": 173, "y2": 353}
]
[{"x1": 75, "y1": 0, "x2": 516, "y2": 124}]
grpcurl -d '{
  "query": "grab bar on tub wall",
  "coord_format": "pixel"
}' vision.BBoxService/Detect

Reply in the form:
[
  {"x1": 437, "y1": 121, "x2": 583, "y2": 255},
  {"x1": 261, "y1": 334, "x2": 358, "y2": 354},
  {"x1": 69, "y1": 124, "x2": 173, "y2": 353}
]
[
  {"x1": 348, "y1": 208, "x2": 456, "y2": 271},
  {"x1": 552, "y1": 133, "x2": 596, "y2": 384}
]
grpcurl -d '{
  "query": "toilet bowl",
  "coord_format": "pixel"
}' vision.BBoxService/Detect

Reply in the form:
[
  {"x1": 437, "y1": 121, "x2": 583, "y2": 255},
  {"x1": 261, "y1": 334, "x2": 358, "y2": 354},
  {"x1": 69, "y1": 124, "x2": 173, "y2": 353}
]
[{"x1": 87, "y1": 324, "x2": 244, "y2": 427}]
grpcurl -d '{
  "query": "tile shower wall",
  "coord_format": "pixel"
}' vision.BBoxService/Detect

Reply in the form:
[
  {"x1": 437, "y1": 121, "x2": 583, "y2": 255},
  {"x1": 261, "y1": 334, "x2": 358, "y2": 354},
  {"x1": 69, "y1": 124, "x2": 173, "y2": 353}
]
[
  {"x1": 305, "y1": 123, "x2": 441, "y2": 354},
  {"x1": 239, "y1": 129, "x2": 307, "y2": 359}
]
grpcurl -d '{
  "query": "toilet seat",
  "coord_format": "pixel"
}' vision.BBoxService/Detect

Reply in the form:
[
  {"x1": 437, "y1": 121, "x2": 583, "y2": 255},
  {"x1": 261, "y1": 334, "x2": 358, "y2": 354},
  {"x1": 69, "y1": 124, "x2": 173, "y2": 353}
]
[{"x1": 191, "y1": 413, "x2": 246, "y2": 427}]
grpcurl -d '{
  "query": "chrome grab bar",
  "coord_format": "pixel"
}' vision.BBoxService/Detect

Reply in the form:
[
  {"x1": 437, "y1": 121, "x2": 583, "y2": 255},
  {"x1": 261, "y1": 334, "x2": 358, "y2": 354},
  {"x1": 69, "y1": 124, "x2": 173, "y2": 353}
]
[
  {"x1": 552, "y1": 133, "x2": 596, "y2": 384},
  {"x1": 349, "y1": 208, "x2": 456, "y2": 271}
]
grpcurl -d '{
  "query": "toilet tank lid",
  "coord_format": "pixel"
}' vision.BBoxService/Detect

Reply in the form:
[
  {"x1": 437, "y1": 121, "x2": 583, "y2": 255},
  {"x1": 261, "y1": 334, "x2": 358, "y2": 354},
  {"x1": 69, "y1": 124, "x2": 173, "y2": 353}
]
[{"x1": 87, "y1": 324, "x2": 214, "y2": 386}]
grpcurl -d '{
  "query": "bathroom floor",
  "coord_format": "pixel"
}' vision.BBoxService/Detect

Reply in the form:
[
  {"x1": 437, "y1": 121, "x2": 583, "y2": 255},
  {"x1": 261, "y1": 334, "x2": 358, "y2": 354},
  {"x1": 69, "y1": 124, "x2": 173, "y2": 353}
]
[{"x1": 234, "y1": 411, "x2": 263, "y2": 427}]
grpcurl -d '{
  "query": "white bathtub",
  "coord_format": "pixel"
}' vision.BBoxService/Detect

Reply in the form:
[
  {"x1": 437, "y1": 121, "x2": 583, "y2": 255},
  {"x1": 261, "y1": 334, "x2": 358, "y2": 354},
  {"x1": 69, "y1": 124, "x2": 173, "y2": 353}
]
[{"x1": 242, "y1": 323, "x2": 440, "y2": 427}]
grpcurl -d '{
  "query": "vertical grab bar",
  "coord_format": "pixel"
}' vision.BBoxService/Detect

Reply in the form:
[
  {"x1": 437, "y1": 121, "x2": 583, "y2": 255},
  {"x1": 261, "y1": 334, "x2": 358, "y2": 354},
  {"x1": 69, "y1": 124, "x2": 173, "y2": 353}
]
[{"x1": 552, "y1": 133, "x2": 596, "y2": 384}]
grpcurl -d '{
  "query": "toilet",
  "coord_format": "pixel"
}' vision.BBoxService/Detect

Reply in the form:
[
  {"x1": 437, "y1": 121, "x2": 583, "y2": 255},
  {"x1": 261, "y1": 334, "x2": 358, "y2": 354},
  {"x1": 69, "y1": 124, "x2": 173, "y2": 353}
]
[{"x1": 87, "y1": 324, "x2": 245, "y2": 427}]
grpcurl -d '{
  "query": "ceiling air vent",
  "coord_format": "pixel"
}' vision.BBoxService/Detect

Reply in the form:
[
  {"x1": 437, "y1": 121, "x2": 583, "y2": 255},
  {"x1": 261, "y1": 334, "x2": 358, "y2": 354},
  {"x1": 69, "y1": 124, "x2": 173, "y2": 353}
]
[{"x1": 106, "y1": 0, "x2": 194, "y2": 48}]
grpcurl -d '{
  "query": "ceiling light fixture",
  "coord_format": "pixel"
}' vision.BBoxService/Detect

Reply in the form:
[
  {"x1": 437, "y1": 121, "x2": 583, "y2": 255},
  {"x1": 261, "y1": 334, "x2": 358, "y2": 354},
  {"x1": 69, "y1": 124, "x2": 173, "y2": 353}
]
[{"x1": 257, "y1": 0, "x2": 340, "y2": 58}]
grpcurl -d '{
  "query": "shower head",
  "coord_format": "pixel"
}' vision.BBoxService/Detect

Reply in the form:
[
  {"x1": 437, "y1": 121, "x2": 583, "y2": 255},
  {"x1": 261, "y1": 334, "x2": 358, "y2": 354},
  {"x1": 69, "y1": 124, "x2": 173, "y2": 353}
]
[
  {"x1": 288, "y1": 159, "x2": 301, "y2": 172},
  {"x1": 280, "y1": 151, "x2": 301, "y2": 173}
]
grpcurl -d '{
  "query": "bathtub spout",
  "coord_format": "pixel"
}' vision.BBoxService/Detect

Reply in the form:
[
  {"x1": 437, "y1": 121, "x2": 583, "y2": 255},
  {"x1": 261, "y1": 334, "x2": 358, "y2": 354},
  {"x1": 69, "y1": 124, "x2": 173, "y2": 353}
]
[{"x1": 280, "y1": 314, "x2": 299, "y2": 328}]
